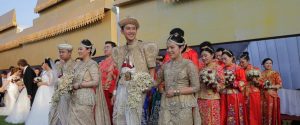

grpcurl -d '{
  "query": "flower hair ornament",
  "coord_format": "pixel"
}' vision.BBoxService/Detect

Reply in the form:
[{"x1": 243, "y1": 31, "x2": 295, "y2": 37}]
[
  {"x1": 223, "y1": 49, "x2": 233, "y2": 57},
  {"x1": 167, "y1": 33, "x2": 186, "y2": 46},
  {"x1": 201, "y1": 46, "x2": 214, "y2": 52},
  {"x1": 81, "y1": 42, "x2": 96, "y2": 56}
]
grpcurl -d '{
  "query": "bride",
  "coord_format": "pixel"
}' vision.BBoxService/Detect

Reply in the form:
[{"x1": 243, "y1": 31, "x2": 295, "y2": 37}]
[
  {"x1": 5, "y1": 79, "x2": 30, "y2": 124},
  {"x1": 26, "y1": 58, "x2": 57, "y2": 125},
  {"x1": 0, "y1": 68, "x2": 21, "y2": 116}
]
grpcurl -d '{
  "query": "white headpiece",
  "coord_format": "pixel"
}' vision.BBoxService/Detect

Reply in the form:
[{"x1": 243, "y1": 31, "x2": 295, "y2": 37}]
[
  {"x1": 80, "y1": 42, "x2": 96, "y2": 56},
  {"x1": 57, "y1": 43, "x2": 73, "y2": 51},
  {"x1": 167, "y1": 33, "x2": 186, "y2": 46}
]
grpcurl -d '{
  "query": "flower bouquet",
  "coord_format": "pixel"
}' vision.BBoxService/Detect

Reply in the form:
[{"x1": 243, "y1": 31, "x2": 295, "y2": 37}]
[
  {"x1": 127, "y1": 72, "x2": 154, "y2": 109},
  {"x1": 33, "y1": 77, "x2": 42, "y2": 83},
  {"x1": 12, "y1": 77, "x2": 21, "y2": 83},
  {"x1": 246, "y1": 69, "x2": 261, "y2": 80},
  {"x1": 224, "y1": 70, "x2": 236, "y2": 88},
  {"x1": 51, "y1": 72, "x2": 74, "y2": 107},
  {"x1": 263, "y1": 80, "x2": 271, "y2": 89},
  {"x1": 246, "y1": 69, "x2": 261, "y2": 86},
  {"x1": 199, "y1": 68, "x2": 218, "y2": 91}
]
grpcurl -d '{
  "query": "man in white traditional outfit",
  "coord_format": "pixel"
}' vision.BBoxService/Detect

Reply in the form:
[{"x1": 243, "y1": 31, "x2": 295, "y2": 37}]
[
  {"x1": 49, "y1": 43, "x2": 75, "y2": 125},
  {"x1": 111, "y1": 17, "x2": 158, "y2": 125}
]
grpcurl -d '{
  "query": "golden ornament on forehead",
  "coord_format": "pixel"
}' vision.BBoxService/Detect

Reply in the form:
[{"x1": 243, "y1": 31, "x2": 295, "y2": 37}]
[
  {"x1": 201, "y1": 46, "x2": 214, "y2": 52},
  {"x1": 223, "y1": 49, "x2": 233, "y2": 56},
  {"x1": 167, "y1": 33, "x2": 185, "y2": 46}
]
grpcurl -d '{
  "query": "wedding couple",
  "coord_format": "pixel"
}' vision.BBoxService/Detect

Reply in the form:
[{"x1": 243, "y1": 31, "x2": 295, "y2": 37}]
[
  {"x1": 2, "y1": 58, "x2": 57, "y2": 124},
  {"x1": 49, "y1": 41, "x2": 111, "y2": 125}
]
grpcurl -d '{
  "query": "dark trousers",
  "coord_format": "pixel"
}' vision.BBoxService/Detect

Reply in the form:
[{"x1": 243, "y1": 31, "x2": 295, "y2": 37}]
[
  {"x1": 0, "y1": 92, "x2": 5, "y2": 106},
  {"x1": 30, "y1": 93, "x2": 36, "y2": 106}
]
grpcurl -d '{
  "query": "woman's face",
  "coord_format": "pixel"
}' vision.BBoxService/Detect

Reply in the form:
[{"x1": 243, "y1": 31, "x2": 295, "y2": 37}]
[
  {"x1": 239, "y1": 58, "x2": 249, "y2": 68},
  {"x1": 78, "y1": 46, "x2": 90, "y2": 59},
  {"x1": 16, "y1": 70, "x2": 22, "y2": 76},
  {"x1": 222, "y1": 54, "x2": 233, "y2": 66},
  {"x1": 201, "y1": 51, "x2": 214, "y2": 65},
  {"x1": 167, "y1": 42, "x2": 182, "y2": 60},
  {"x1": 34, "y1": 69, "x2": 40, "y2": 76},
  {"x1": 41, "y1": 63, "x2": 47, "y2": 70},
  {"x1": 263, "y1": 60, "x2": 273, "y2": 70}
]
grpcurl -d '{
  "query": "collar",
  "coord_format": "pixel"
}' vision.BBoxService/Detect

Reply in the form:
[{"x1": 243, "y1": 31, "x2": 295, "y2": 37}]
[{"x1": 23, "y1": 66, "x2": 28, "y2": 74}]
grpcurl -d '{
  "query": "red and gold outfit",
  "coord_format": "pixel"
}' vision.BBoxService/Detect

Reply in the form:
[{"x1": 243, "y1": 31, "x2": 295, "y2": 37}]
[
  {"x1": 163, "y1": 47, "x2": 199, "y2": 68},
  {"x1": 244, "y1": 64, "x2": 262, "y2": 125},
  {"x1": 98, "y1": 56, "x2": 119, "y2": 123},
  {"x1": 198, "y1": 61, "x2": 224, "y2": 125},
  {"x1": 220, "y1": 64, "x2": 248, "y2": 125},
  {"x1": 260, "y1": 70, "x2": 282, "y2": 125}
]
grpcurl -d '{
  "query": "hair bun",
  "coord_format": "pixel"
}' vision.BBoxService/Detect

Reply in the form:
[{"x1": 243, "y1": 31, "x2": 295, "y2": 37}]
[
  {"x1": 170, "y1": 28, "x2": 184, "y2": 37},
  {"x1": 242, "y1": 52, "x2": 249, "y2": 56},
  {"x1": 199, "y1": 41, "x2": 212, "y2": 51}
]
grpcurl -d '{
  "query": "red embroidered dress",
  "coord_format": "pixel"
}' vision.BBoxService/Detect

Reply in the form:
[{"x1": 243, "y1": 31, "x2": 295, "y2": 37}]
[
  {"x1": 260, "y1": 70, "x2": 282, "y2": 125},
  {"x1": 220, "y1": 64, "x2": 248, "y2": 125},
  {"x1": 99, "y1": 57, "x2": 119, "y2": 123},
  {"x1": 244, "y1": 64, "x2": 262, "y2": 125},
  {"x1": 198, "y1": 61, "x2": 224, "y2": 125}
]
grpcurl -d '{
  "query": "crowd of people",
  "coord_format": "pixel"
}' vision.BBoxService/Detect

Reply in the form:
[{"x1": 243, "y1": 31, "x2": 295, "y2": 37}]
[{"x1": 0, "y1": 17, "x2": 282, "y2": 125}]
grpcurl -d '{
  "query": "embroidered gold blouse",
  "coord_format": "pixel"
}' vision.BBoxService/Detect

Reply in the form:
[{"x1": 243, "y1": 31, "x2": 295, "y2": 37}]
[
  {"x1": 112, "y1": 41, "x2": 158, "y2": 73},
  {"x1": 71, "y1": 59, "x2": 99, "y2": 106},
  {"x1": 157, "y1": 58, "x2": 200, "y2": 109}
]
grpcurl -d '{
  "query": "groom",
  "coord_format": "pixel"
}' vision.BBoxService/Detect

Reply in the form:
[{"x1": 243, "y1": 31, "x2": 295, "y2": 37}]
[
  {"x1": 49, "y1": 43, "x2": 75, "y2": 125},
  {"x1": 17, "y1": 59, "x2": 38, "y2": 106}
]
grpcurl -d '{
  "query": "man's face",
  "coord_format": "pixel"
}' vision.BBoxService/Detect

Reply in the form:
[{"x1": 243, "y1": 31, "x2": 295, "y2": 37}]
[
  {"x1": 59, "y1": 49, "x2": 72, "y2": 61},
  {"x1": 121, "y1": 24, "x2": 137, "y2": 42},
  {"x1": 18, "y1": 65, "x2": 24, "y2": 70},
  {"x1": 104, "y1": 44, "x2": 113, "y2": 56}
]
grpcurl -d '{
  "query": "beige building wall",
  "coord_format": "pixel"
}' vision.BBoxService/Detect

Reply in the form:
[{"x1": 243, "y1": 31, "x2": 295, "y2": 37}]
[
  {"x1": 116, "y1": 0, "x2": 300, "y2": 48},
  {"x1": 0, "y1": 0, "x2": 116, "y2": 69}
]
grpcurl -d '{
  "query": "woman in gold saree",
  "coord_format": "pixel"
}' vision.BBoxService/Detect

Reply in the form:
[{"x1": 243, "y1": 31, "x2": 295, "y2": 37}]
[
  {"x1": 68, "y1": 39, "x2": 110, "y2": 125},
  {"x1": 157, "y1": 33, "x2": 201, "y2": 125}
]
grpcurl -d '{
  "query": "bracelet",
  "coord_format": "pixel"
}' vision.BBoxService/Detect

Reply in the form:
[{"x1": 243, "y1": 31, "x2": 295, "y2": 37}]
[
  {"x1": 174, "y1": 89, "x2": 180, "y2": 96},
  {"x1": 112, "y1": 90, "x2": 117, "y2": 96}
]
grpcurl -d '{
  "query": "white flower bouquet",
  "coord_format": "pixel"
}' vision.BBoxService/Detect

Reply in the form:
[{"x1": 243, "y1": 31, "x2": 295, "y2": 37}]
[
  {"x1": 246, "y1": 69, "x2": 261, "y2": 80},
  {"x1": 33, "y1": 77, "x2": 42, "y2": 83},
  {"x1": 199, "y1": 68, "x2": 218, "y2": 90},
  {"x1": 263, "y1": 80, "x2": 271, "y2": 89},
  {"x1": 12, "y1": 76, "x2": 22, "y2": 83},
  {"x1": 127, "y1": 72, "x2": 154, "y2": 109},
  {"x1": 224, "y1": 70, "x2": 236, "y2": 88},
  {"x1": 51, "y1": 73, "x2": 74, "y2": 107}
]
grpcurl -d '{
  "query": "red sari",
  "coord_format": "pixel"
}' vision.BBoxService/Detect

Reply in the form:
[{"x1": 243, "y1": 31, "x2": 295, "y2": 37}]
[
  {"x1": 260, "y1": 70, "x2": 282, "y2": 125},
  {"x1": 198, "y1": 61, "x2": 224, "y2": 125},
  {"x1": 244, "y1": 64, "x2": 262, "y2": 125},
  {"x1": 98, "y1": 57, "x2": 119, "y2": 124},
  {"x1": 220, "y1": 64, "x2": 248, "y2": 125},
  {"x1": 163, "y1": 47, "x2": 199, "y2": 68}
]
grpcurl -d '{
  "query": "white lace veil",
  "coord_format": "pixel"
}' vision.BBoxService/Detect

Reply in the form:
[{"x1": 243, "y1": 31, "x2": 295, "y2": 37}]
[{"x1": 49, "y1": 59, "x2": 59, "y2": 86}]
